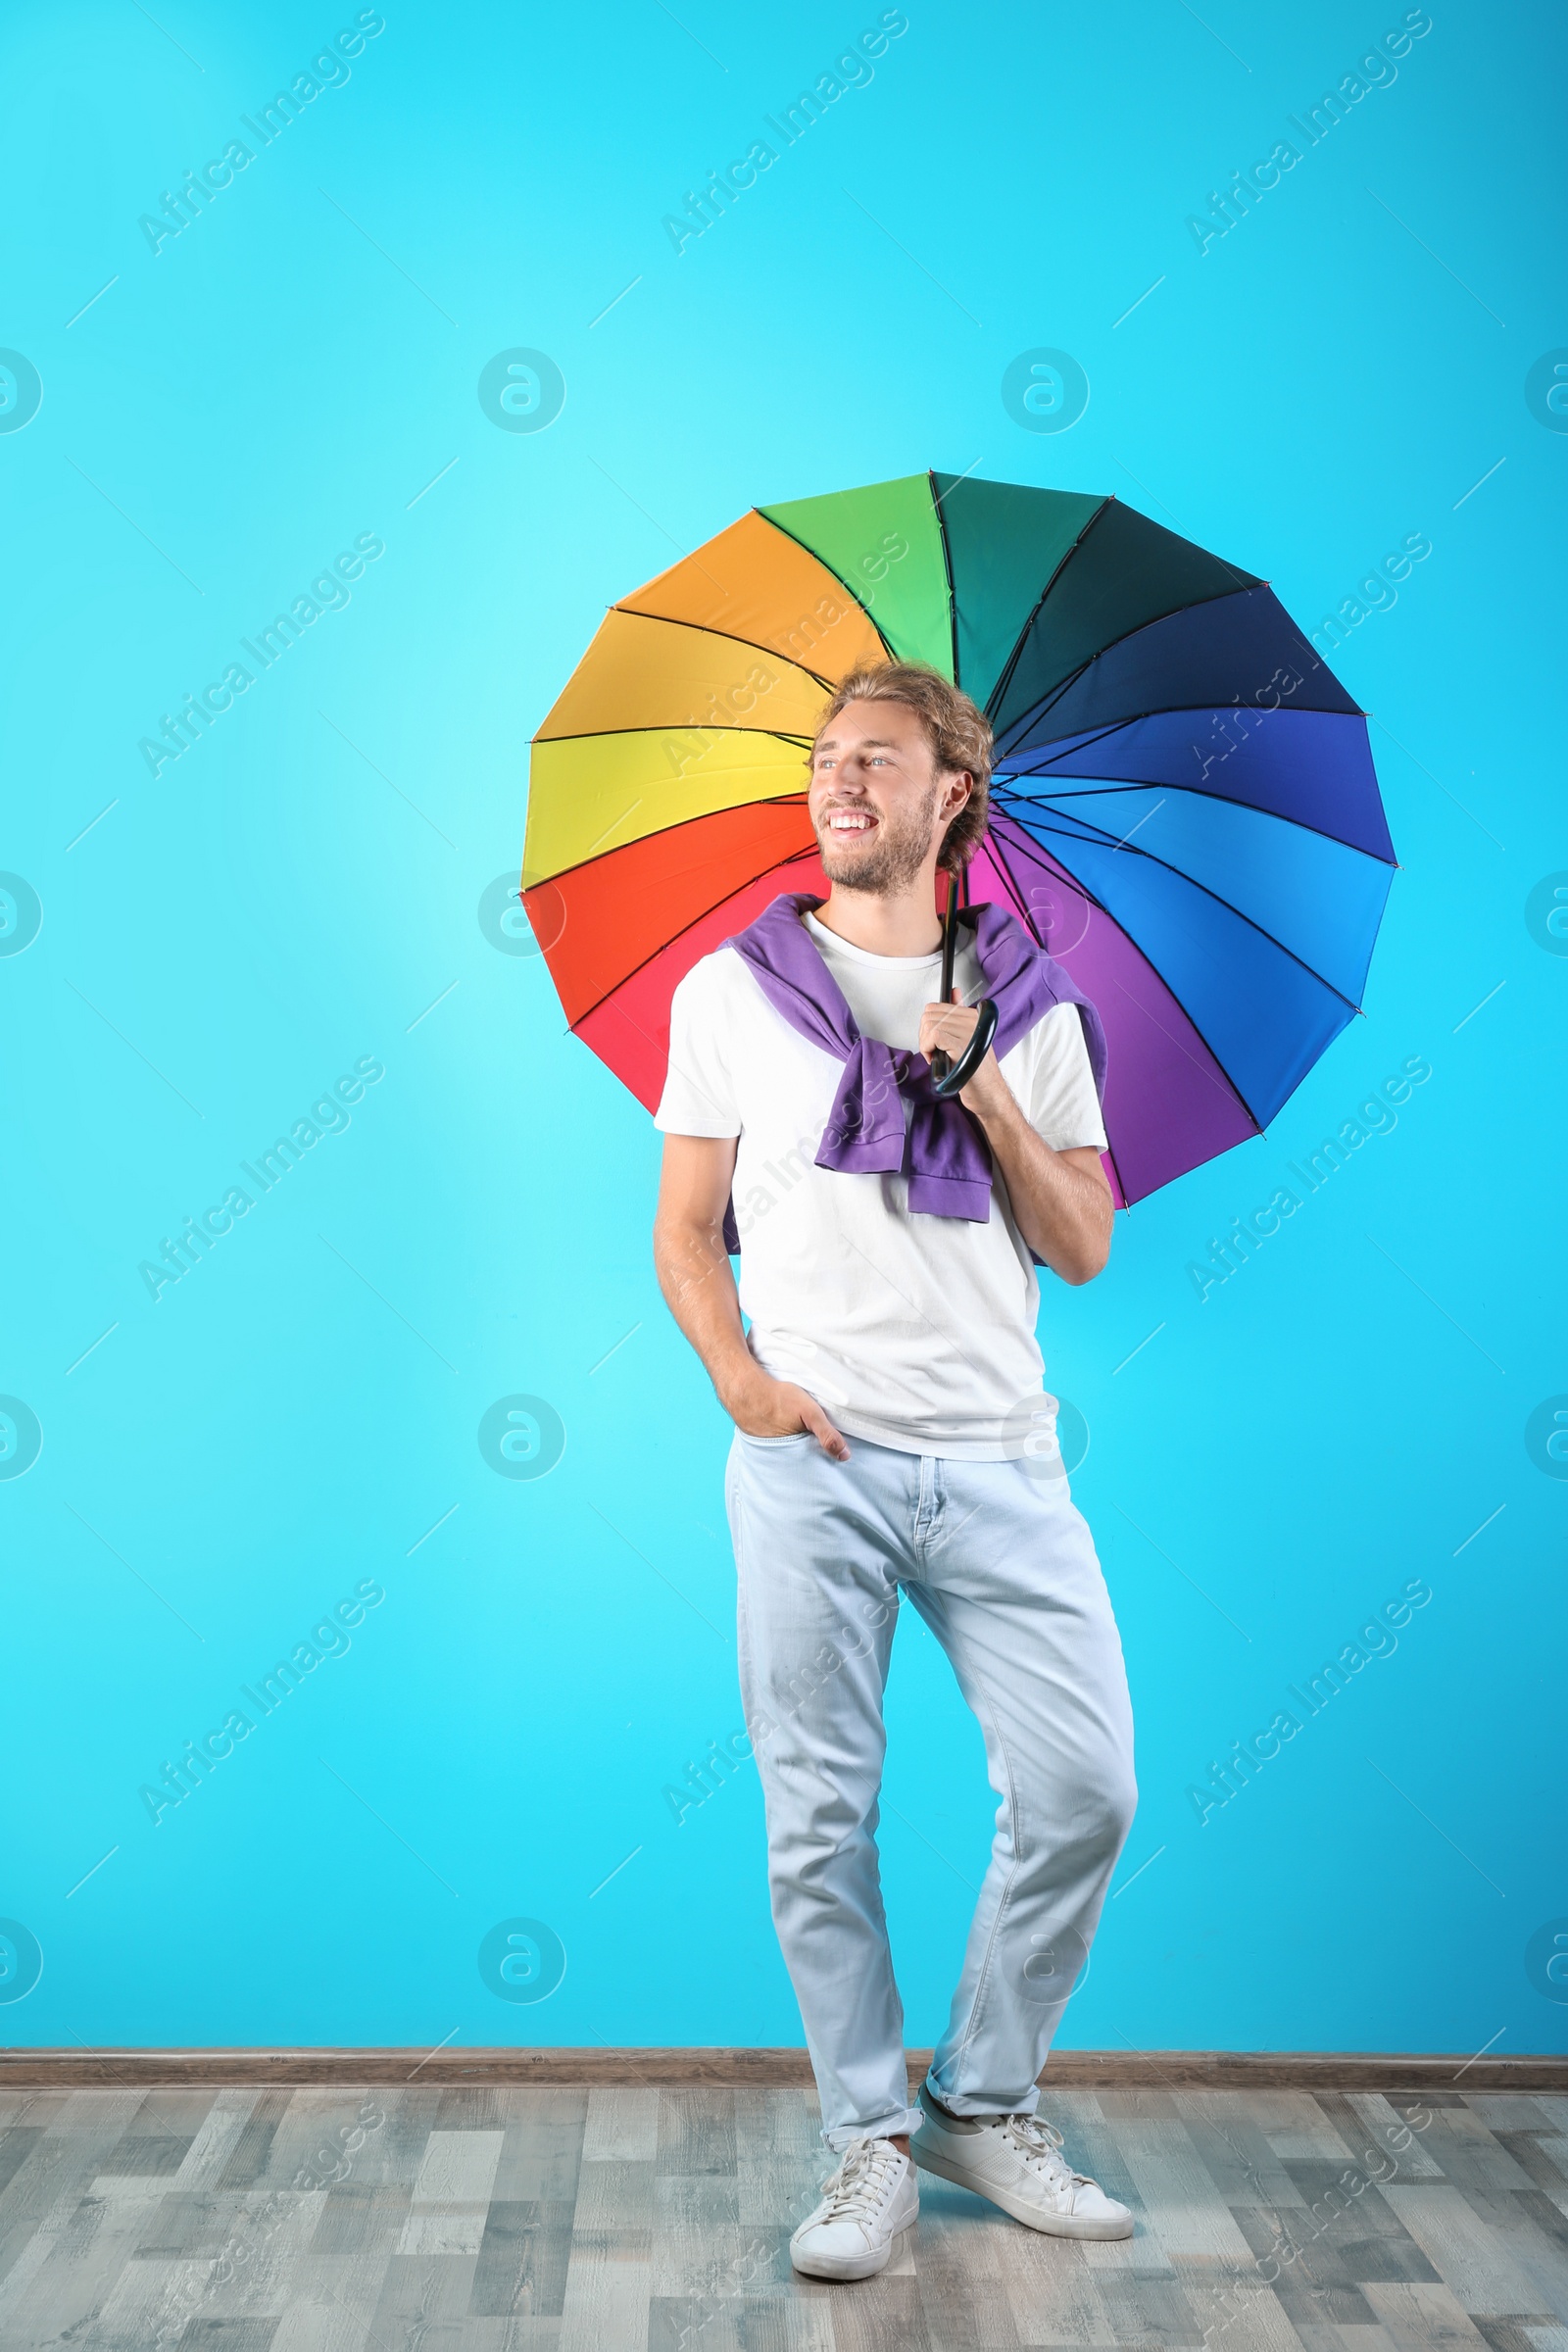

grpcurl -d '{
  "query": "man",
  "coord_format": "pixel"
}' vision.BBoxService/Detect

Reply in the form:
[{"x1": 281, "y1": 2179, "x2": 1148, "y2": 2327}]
[{"x1": 653, "y1": 662, "x2": 1137, "y2": 2281}]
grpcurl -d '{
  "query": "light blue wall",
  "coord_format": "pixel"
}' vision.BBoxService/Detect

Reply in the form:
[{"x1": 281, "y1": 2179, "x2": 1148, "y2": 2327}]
[{"x1": 3, "y1": 0, "x2": 1563, "y2": 2055}]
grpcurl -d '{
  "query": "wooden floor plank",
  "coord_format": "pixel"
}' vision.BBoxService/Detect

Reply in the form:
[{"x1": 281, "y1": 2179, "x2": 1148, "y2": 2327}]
[
  {"x1": 71, "y1": 2245, "x2": 220, "y2": 2351},
  {"x1": 1229, "y1": 2199, "x2": 1388, "y2": 2331},
  {"x1": 1502, "y1": 2192, "x2": 1568, "y2": 2320},
  {"x1": 1424, "y1": 2108, "x2": 1547, "y2": 2199},
  {"x1": 171, "y1": 2090, "x2": 265, "y2": 2191},
  {"x1": 396, "y1": 2126, "x2": 507, "y2": 2255},
  {"x1": 658, "y1": 2086, "x2": 739, "y2": 2180},
  {"x1": 216, "y1": 2089, "x2": 300, "y2": 2191},
  {"x1": 1166, "y1": 2250, "x2": 1306, "y2": 2352},
  {"x1": 650, "y1": 2167, "x2": 745, "y2": 2300},
  {"x1": 365, "y1": 2247, "x2": 480, "y2": 2351},
  {"x1": 0, "y1": 2091, "x2": 73, "y2": 2132},
  {"x1": 467, "y1": 2196, "x2": 576, "y2": 2319},
  {"x1": 0, "y1": 2089, "x2": 147, "y2": 2238},
  {"x1": 262, "y1": 2094, "x2": 380, "y2": 2198},
  {"x1": 460, "y1": 2323, "x2": 565, "y2": 2350},
  {"x1": 0, "y1": 2177, "x2": 173, "y2": 2348},
  {"x1": 199, "y1": 2186, "x2": 332, "y2": 2320},
  {"x1": 732, "y1": 2296, "x2": 839, "y2": 2350},
  {"x1": 1099, "y1": 2105, "x2": 1260, "y2": 2263},
  {"x1": 0, "y1": 2104, "x2": 157, "y2": 2339},
  {"x1": 1259, "y1": 2094, "x2": 1364, "y2": 2163},
  {"x1": 1174, "y1": 2092, "x2": 1312, "y2": 2211},
  {"x1": 799, "y1": 2264, "x2": 928, "y2": 2351},
  {"x1": 995, "y1": 2229, "x2": 1118, "y2": 2346},
  {"x1": 488, "y1": 2089, "x2": 588, "y2": 2206},
  {"x1": 431, "y1": 2083, "x2": 512, "y2": 2132},
  {"x1": 1312, "y1": 2326, "x2": 1404, "y2": 2352},
  {"x1": 1085, "y1": 2259, "x2": 1204, "y2": 2349},
  {"x1": 1465, "y1": 2101, "x2": 1563, "y2": 2136},
  {"x1": 170, "y1": 2321, "x2": 282, "y2": 2350},
  {"x1": 557, "y1": 2152, "x2": 654, "y2": 2352},
  {"x1": 267, "y1": 2174, "x2": 411, "y2": 2352},
  {"x1": 1345, "y1": 2095, "x2": 1449, "y2": 2181},
  {"x1": 0, "y1": 2127, "x2": 44, "y2": 2207},
  {"x1": 906, "y1": 2176, "x2": 1023, "y2": 2347},
  {"x1": 735, "y1": 2088, "x2": 825, "y2": 2241},
  {"x1": 1490, "y1": 2139, "x2": 1568, "y2": 2204},
  {"x1": 1380, "y1": 2182, "x2": 1552, "y2": 2316},
  {"x1": 580, "y1": 2087, "x2": 661, "y2": 2166},
  {"x1": 1361, "y1": 2275, "x2": 1498, "y2": 2352}
]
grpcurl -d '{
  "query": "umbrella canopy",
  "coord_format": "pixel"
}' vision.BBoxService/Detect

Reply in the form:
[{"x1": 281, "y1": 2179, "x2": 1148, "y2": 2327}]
[{"x1": 523, "y1": 472, "x2": 1395, "y2": 1206}]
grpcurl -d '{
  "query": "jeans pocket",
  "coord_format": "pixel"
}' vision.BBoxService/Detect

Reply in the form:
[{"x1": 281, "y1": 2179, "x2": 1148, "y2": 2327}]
[{"x1": 737, "y1": 1430, "x2": 811, "y2": 1448}]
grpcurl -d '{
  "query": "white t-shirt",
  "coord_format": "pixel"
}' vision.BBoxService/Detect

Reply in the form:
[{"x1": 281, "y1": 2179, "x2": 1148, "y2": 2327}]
[{"x1": 655, "y1": 908, "x2": 1107, "y2": 1458}]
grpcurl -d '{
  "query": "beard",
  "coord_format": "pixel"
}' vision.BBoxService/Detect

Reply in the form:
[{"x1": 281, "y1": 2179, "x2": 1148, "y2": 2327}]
[{"x1": 816, "y1": 781, "x2": 942, "y2": 894}]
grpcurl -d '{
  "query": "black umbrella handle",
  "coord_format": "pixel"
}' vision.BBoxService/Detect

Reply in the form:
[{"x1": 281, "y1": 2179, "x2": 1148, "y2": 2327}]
[
  {"x1": 929, "y1": 864, "x2": 998, "y2": 1100},
  {"x1": 931, "y1": 996, "x2": 998, "y2": 1099}
]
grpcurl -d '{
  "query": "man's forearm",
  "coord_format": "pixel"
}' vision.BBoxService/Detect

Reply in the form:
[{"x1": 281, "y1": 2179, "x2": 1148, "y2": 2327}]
[
  {"x1": 971, "y1": 1096, "x2": 1112, "y2": 1283},
  {"x1": 653, "y1": 1211, "x2": 757, "y2": 1407}
]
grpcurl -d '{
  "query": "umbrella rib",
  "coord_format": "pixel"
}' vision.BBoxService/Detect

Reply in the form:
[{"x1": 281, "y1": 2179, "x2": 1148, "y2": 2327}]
[
  {"x1": 984, "y1": 496, "x2": 1112, "y2": 721},
  {"x1": 564, "y1": 842, "x2": 823, "y2": 1033},
  {"x1": 1100, "y1": 960, "x2": 1264, "y2": 1133},
  {"x1": 524, "y1": 719, "x2": 819, "y2": 888},
  {"x1": 604, "y1": 601, "x2": 853, "y2": 692},
  {"x1": 927, "y1": 466, "x2": 961, "y2": 685},
  {"x1": 1005, "y1": 712, "x2": 1139, "y2": 769},
  {"x1": 522, "y1": 714, "x2": 821, "y2": 893},
  {"x1": 998, "y1": 696, "x2": 1379, "y2": 805},
  {"x1": 1002, "y1": 693, "x2": 1356, "y2": 759},
  {"x1": 531, "y1": 721, "x2": 813, "y2": 751},
  {"x1": 991, "y1": 589, "x2": 1363, "y2": 758},
  {"x1": 982, "y1": 830, "x2": 1267, "y2": 1200},
  {"x1": 993, "y1": 768, "x2": 1397, "y2": 866},
  {"x1": 743, "y1": 506, "x2": 898, "y2": 663},
  {"x1": 985, "y1": 500, "x2": 1263, "y2": 728},
  {"x1": 1001, "y1": 644, "x2": 1366, "y2": 753},
  {"x1": 994, "y1": 793, "x2": 1375, "y2": 1015},
  {"x1": 977, "y1": 846, "x2": 1134, "y2": 1210},
  {"x1": 531, "y1": 793, "x2": 808, "y2": 897},
  {"x1": 989, "y1": 814, "x2": 1269, "y2": 1131},
  {"x1": 1007, "y1": 691, "x2": 1363, "y2": 744}
]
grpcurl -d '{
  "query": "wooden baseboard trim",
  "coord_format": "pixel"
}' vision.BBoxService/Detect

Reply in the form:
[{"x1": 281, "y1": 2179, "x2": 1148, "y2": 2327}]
[{"x1": 2, "y1": 2047, "x2": 1564, "y2": 2090}]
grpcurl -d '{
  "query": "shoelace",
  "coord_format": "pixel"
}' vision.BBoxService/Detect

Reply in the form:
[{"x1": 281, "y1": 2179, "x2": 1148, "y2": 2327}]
[
  {"x1": 999, "y1": 2112, "x2": 1093, "y2": 2197},
  {"x1": 813, "y1": 2134, "x2": 903, "y2": 2226}
]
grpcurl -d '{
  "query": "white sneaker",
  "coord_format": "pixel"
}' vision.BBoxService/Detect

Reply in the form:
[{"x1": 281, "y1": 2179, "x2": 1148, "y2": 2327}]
[
  {"x1": 909, "y1": 2085, "x2": 1133, "y2": 2239},
  {"x1": 789, "y1": 2134, "x2": 919, "y2": 2280}
]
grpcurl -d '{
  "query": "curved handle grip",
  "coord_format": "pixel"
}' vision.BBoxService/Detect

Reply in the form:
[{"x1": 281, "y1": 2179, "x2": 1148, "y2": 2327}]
[{"x1": 929, "y1": 997, "x2": 998, "y2": 1100}]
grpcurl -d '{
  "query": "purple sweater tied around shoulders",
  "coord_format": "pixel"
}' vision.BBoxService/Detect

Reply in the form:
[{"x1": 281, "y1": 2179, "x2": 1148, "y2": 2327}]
[{"x1": 717, "y1": 892, "x2": 1108, "y2": 1257}]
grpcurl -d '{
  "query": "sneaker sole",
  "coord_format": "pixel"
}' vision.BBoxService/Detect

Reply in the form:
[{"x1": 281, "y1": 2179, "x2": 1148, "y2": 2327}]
[
  {"x1": 789, "y1": 2220, "x2": 915, "y2": 2281},
  {"x1": 785, "y1": 2211, "x2": 921, "y2": 2285},
  {"x1": 789, "y1": 2239, "x2": 894, "y2": 2280},
  {"x1": 910, "y1": 2142, "x2": 1134, "y2": 2240}
]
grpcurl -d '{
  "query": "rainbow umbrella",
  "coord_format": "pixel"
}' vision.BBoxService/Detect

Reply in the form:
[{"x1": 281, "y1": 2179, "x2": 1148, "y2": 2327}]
[{"x1": 523, "y1": 472, "x2": 1395, "y2": 1206}]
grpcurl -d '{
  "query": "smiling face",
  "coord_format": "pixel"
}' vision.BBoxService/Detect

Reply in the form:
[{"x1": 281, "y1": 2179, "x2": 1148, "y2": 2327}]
[{"x1": 808, "y1": 697, "x2": 972, "y2": 895}]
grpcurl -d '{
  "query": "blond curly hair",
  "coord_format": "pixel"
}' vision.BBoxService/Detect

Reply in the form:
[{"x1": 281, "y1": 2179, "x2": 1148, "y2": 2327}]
[{"x1": 813, "y1": 662, "x2": 991, "y2": 872}]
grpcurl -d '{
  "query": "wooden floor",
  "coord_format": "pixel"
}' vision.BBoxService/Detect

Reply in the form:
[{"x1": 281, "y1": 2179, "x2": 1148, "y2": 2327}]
[{"x1": 0, "y1": 2081, "x2": 1564, "y2": 2351}]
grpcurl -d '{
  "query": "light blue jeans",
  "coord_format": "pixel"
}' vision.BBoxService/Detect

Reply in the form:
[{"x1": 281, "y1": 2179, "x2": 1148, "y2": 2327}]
[{"x1": 725, "y1": 1428, "x2": 1136, "y2": 2149}]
